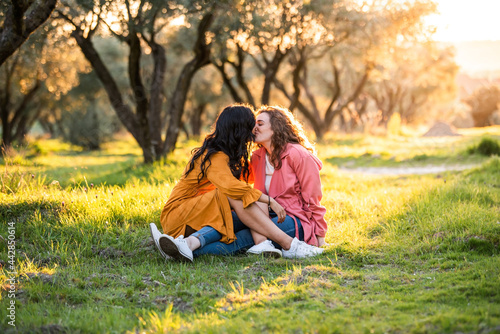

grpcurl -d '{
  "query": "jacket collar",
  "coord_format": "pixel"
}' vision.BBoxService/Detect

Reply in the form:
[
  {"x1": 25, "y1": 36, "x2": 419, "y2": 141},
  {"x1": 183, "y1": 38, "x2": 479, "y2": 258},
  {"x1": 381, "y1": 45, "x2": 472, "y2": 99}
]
[{"x1": 253, "y1": 144, "x2": 292, "y2": 160}]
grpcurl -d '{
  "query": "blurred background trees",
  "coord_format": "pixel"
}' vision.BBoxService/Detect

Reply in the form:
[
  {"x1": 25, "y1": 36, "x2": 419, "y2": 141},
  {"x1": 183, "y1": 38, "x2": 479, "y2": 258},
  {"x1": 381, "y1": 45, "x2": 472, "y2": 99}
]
[
  {"x1": 0, "y1": 21, "x2": 87, "y2": 149},
  {"x1": 464, "y1": 85, "x2": 500, "y2": 127},
  {"x1": 1, "y1": 0, "x2": 495, "y2": 162}
]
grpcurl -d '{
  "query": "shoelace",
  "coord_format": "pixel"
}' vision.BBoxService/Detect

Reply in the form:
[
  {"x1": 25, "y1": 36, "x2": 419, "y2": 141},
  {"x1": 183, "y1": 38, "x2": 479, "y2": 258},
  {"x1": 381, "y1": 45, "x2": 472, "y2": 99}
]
[{"x1": 297, "y1": 243, "x2": 317, "y2": 254}]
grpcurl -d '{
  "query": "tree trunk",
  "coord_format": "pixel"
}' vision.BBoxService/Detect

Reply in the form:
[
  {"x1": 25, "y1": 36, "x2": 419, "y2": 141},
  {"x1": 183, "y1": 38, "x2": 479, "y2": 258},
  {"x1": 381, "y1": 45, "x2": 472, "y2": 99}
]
[
  {"x1": 234, "y1": 45, "x2": 256, "y2": 107},
  {"x1": 190, "y1": 103, "x2": 206, "y2": 137},
  {"x1": 163, "y1": 13, "x2": 214, "y2": 155},
  {"x1": 273, "y1": 76, "x2": 324, "y2": 139},
  {"x1": 127, "y1": 27, "x2": 154, "y2": 163},
  {"x1": 261, "y1": 49, "x2": 287, "y2": 105},
  {"x1": 297, "y1": 102, "x2": 325, "y2": 139},
  {"x1": 148, "y1": 39, "x2": 167, "y2": 156},
  {"x1": 214, "y1": 62, "x2": 244, "y2": 103},
  {"x1": 0, "y1": 103, "x2": 11, "y2": 149},
  {"x1": 0, "y1": 73, "x2": 40, "y2": 148},
  {"x1": 0, "y1": 56, "x2": 13, "y2": 148},
  {"x1": 70, "y1": 27, "x2": 155, "y2": 163},
  {"x1": 14, "y1": 105, "x2": 43, "y2": 143},
  {"x1": 214, "y1": 45, "x2": 256, "y2": 107},
  {"x1": 0, "y1": 0, "x2": 57, "y2": 66},
  {"x1": 38, "y1": 117, "x2": 55, "y2": 137}
]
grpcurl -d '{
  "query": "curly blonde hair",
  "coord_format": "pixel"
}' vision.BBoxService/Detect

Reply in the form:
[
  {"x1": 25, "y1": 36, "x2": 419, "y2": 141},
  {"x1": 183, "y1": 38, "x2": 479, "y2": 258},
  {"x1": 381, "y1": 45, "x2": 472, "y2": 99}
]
[{"x1": 256, "y1": 105, "x2": 316, "y2": 169}]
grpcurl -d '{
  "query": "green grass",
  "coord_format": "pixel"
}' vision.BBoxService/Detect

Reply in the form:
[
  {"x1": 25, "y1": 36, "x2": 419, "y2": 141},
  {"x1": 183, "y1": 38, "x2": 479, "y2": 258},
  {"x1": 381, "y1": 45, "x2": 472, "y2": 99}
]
[
  {"x1": 1, "y1": 129, "x2": 499, "y2": 333},
  {"x1": 322, "y1": 128, "x2": 500, "y2": 168}
]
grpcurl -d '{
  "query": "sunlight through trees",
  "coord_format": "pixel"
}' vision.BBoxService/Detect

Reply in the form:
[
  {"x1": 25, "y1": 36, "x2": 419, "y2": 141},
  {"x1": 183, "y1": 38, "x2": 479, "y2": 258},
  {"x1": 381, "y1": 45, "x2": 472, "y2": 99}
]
[{"x1": 0, "y1": 0, "x2": 478, "y2": 161}]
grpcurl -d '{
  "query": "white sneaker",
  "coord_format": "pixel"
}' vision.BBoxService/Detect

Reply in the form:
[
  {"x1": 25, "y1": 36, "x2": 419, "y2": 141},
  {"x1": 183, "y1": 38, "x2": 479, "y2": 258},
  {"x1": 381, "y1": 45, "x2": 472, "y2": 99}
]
[
  {"x1": 246, "y1": 240, "x2": 282, "y2": 258},
  {"x1": 282, "y1": 238, "x2": 323, "y2": 259},
  {"x1": 159, "y1": 234, "x2": 193, "y2": 262},
  {"x1": 149, "y1": 223, "x2": 171, "y2": 261},
  {"x1": 314, "y1": 247, "x2": 325, "y2": 255}
]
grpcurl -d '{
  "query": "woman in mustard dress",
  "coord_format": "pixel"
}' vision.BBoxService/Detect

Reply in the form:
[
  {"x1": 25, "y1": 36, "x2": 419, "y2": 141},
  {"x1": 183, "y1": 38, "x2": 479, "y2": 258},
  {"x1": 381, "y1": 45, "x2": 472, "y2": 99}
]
[{"x1": 149, "y1": 104, "x2": 323, "y2": 262}]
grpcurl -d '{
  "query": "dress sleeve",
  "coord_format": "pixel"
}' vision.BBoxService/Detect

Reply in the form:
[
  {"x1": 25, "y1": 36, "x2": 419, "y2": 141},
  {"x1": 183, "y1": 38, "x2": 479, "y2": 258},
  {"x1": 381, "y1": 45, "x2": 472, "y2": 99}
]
[
  {"x1": 291, "y1": 151, "x2": 328, "y2": 238},
  {"x1": 206, "y1": 152, "x2": 262, "y2": 208}
]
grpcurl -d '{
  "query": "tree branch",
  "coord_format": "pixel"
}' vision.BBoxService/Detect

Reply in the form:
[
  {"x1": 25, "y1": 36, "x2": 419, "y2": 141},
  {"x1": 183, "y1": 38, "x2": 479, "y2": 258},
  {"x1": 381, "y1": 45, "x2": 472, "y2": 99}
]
[
  {"x1": 214, "y1": 61, "x2": 244, "y2": 103},
  {"x1": 0, "y1": 0, "x2": 57, "y2": 66},
  {"x1": 163, "y1": 12, "x2": 215, "y2": 155},
  {"x1": 11, "y1": 78, "x2": 41, "y2": 130}
]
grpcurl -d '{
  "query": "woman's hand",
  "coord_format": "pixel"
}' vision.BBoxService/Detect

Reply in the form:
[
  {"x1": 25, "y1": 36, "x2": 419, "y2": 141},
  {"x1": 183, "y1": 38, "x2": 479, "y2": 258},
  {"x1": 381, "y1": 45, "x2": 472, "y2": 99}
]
[
  {"x1": 316, "y1": 236, "x2": 326, "y2": 247},
  {"x1": 270, "y1": 198, "x2": 286, "y2": 223}
]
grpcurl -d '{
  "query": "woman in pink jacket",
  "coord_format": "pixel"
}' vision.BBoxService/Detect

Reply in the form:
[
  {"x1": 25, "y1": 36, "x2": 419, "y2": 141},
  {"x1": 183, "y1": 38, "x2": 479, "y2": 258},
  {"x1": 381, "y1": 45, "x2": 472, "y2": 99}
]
[{"x1": 249, "y1": 105, "x2": 328, "y2": 248}]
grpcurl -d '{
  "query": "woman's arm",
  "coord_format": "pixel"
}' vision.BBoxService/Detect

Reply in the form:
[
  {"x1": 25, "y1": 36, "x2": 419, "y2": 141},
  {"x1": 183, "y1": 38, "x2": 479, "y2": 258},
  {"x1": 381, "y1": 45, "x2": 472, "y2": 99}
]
[
  {"x1": 290, "y1": 151, "x2": 328, "y2": 241},
  {"x1": 205, "y1": 152, "x2": 262, "y2": 208},
  {"x1": 257, "y1": 194, "x2": 286, "y2": 223},
  {"x1": 206, "y1": 153, "x2": 287, "y2": 222}
]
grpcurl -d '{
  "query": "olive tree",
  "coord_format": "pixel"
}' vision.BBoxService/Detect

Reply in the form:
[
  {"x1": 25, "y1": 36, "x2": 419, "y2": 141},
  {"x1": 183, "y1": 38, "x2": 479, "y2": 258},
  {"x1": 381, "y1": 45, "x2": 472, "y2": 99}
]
[
  {"x1": 0, "y1": 0, "x2": 58, "y2": 66},
  {"x1": 56, "y1": 0, "x2": 216, "y2": 163}
]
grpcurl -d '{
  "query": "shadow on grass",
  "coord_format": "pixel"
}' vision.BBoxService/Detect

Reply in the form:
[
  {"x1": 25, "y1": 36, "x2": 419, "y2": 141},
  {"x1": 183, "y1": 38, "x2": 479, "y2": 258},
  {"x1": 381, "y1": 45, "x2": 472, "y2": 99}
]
[
  {"x1": 28, "y1": 160, "x2": 137, "y2": 187},
  {"x1": 4, "y1": 151, "x2": 188, "y2": 188},
  {"x1": 0, "y1": 200, "x2": 62, "y2": 223},
  {"x1": 33, "y1": 158, "x2": 183, "y2": 188},
  {"x1": 51, "y1": 151, "x2": 139, "y2": 158}
]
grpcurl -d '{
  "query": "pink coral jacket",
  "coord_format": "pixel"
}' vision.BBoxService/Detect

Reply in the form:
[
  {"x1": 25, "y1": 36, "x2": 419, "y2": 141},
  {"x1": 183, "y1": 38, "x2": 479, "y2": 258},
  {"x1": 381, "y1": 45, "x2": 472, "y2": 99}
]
[{"x1": 251, "y1": 143, "x2": 328, "y2": 246}]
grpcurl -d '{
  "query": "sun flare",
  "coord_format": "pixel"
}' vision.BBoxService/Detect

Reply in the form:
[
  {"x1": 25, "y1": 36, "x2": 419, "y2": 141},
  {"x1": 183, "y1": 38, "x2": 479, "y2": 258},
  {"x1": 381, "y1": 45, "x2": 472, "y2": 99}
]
[{"x1": 426, "y1": 0, "x2": 500, "y2": 42}]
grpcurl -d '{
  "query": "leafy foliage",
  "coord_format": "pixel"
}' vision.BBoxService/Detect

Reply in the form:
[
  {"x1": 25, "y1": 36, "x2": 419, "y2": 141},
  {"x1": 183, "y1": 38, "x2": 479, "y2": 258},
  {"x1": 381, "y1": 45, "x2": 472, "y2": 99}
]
[{"x1": 467, "y1": 137, "x2": 500, "y2": 156}]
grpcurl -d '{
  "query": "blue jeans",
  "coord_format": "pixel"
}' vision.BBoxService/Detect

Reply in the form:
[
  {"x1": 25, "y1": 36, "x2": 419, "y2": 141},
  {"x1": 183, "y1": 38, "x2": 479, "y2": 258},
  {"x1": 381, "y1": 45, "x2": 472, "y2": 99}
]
[{"x1": 191, "y1": 211, "x2": 304, "y2": 257}]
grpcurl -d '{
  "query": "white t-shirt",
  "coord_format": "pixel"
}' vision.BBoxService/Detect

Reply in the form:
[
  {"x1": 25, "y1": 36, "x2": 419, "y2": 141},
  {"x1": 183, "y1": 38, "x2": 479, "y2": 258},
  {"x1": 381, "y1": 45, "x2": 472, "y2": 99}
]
[{"x1": 265, "y1": 154, "x2": 275, "y2": 193}]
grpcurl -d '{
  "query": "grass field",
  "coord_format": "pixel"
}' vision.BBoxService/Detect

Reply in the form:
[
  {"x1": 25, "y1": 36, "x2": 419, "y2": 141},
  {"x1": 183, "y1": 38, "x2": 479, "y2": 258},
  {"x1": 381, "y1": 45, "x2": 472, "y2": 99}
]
[{"x1": 1, "y1": 128, "x2": 499, "y2": 333}]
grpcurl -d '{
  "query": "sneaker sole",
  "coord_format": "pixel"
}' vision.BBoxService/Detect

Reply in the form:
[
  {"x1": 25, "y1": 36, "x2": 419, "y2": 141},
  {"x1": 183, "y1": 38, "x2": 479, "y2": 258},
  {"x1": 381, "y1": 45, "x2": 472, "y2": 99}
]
[
  {"x1": 159, "y1": 236, "x2": 193, "y2": 263},
  {"x1": 282, "y1": 252, "x2": 320, "y2": 259},
  {"x1": 247, "y1": 250, "x2": 282, "y2": 258},
  {"x1": 149, "y1": 224, "x2": 169, "y2": 261}
]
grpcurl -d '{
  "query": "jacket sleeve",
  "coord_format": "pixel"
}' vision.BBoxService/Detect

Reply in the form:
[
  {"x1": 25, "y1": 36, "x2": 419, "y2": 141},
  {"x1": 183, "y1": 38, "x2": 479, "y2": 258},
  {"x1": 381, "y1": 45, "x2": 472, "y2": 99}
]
[
  {"x1": 206, "y1": 152, "x2": 262, "y2": 208},
  {"x1": 290, "y1": 151, "x2": 328, "y2": 238}
]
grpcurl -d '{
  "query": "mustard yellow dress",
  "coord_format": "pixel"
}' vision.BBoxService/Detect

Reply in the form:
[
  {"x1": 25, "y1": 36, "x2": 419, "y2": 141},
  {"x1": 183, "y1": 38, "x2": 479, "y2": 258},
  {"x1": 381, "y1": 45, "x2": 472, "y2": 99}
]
[{"x1": 160, "y1": 152, "x2": 262, "y2": 244}]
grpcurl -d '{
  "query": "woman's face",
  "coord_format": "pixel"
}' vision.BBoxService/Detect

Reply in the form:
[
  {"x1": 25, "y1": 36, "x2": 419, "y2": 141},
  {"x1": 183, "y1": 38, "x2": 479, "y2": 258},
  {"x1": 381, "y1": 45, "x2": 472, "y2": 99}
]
[{"x1": 253, "y1": 112, "x2": 274, "y2": 147}]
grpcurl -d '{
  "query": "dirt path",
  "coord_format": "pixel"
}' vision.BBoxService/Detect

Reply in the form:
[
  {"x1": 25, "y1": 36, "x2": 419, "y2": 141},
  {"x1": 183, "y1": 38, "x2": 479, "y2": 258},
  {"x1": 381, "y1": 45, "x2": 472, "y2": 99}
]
[{"x1": 338, "y1": 164, "x2": 479, "y2": 175}]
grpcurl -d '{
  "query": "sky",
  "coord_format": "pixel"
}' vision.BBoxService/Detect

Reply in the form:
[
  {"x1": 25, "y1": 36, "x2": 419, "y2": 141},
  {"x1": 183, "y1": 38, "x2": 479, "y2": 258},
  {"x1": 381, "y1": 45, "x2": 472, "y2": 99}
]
[
  {"x1": 427, "y1": 0, "x2": 500, "y2": 42},
  {"x1": 424, "y1": 0, "x2": 500, "y2": 73}
]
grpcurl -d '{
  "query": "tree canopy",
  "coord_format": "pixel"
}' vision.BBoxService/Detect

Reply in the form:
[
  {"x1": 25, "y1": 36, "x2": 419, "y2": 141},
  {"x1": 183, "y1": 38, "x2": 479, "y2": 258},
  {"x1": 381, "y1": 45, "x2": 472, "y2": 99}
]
[{"x1": 0, "y1": 0, "x2": 463, "y2": 161}]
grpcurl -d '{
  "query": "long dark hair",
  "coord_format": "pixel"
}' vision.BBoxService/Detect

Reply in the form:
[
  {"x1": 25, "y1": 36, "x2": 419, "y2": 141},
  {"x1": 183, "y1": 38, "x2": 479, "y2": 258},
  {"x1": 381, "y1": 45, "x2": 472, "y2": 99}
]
[{"x1": 185, "y1": 104, "x2": 256, "y2": 182}]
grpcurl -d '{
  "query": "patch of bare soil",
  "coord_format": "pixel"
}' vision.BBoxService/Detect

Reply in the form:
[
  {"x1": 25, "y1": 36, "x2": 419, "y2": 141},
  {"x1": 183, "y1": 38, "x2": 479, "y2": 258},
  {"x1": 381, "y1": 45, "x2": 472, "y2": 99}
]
[
  {"x1": 422, "y1": 122, "x2": 461, "y2": 137},
  {"x1": 154, "y1": 296, "x2": 193, "y2": 312},
  {"x1": 238, "y1": 261, "x2": 268, "y2": 284},
  {"x1": 37, "y1": 324, "x2": 68, "y2": 334},
  {"x1": 91, "y1": 246, "x2": 125, "y2": 259},
  {"x1": 21, "y1": 272, "x2": 57, "y2": 284}
]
